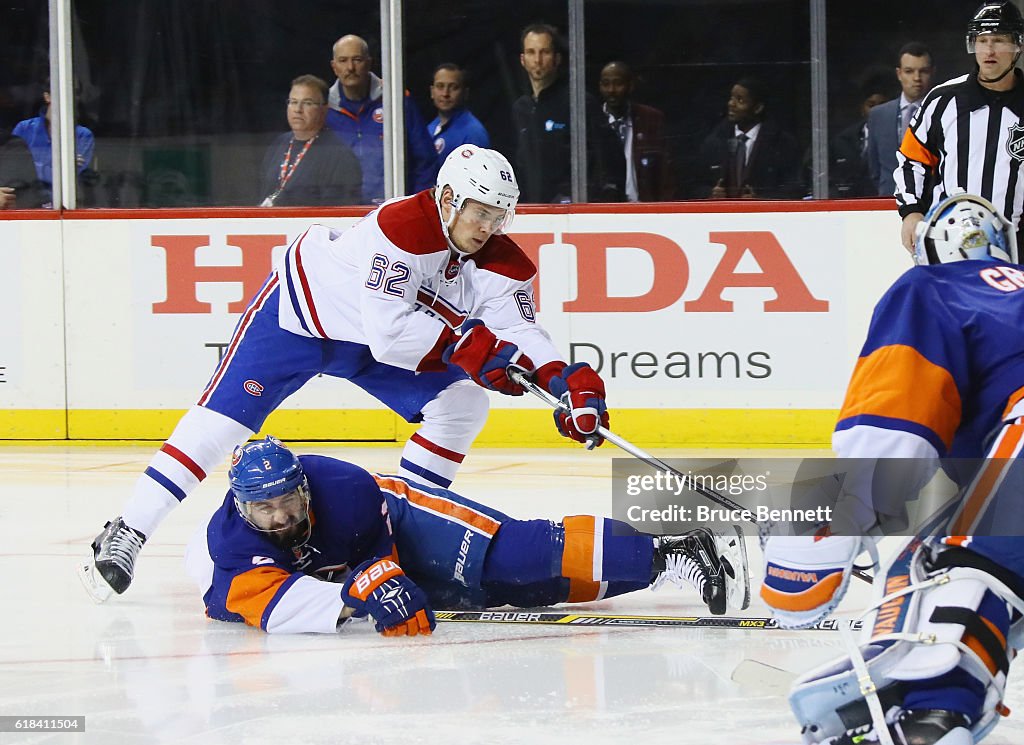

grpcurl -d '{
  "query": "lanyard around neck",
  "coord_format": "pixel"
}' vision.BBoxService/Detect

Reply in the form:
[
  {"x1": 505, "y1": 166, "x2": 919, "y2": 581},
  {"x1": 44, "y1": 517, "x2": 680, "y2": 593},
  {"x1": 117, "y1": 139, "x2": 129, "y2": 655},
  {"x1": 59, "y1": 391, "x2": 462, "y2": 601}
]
[{"x1": 277, "y1": 135, "x2": 318, "y2": 190}]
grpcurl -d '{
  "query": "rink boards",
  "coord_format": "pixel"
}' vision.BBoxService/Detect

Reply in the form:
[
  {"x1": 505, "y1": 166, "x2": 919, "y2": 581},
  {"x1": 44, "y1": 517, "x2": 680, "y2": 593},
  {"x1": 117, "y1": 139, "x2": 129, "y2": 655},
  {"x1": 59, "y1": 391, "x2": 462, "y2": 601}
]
[{"x1": 0, "y1": 201, "x2": 907, "y2": 445}]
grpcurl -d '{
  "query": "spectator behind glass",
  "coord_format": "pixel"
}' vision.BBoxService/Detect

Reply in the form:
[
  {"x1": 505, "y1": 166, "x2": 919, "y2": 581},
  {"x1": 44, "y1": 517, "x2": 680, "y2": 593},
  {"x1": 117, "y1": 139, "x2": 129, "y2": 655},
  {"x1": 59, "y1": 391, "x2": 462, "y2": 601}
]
[
  {"x1": 512, "y1": 23, "x2": 624, "y2": 203},
  {"x1": 698, "y1": 77, "x2": 803, "y2": 200},
  {"x1": 866, "y1": 42, "x2": 934, "y2": 197},
  {"x1": 326, "y1": 34, "x2": 437, "y2": 204},
  {"x1": 598, "y1": 60, "x2": 674, "y2": 202},
  {"x1": 830, "y1": 80, "x2": 890, "y2": 198},
  {"x1": 12, "y1": 82, "x2": 96, "y2": 208},
  {"x1": 0, "y1": 128, "x2": 44, "y2": 209},
  {"x1": 259, "y1": 74, "x2": 362, "y2": 207},
  {"x1": 427, "y1": 63, "x2": 490, "y2": 162}
]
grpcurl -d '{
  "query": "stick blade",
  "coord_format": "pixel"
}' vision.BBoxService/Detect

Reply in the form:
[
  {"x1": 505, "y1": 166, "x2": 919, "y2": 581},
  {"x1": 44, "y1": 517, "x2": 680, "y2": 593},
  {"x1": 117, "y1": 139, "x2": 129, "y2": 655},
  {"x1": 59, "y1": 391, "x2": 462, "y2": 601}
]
[{"x1": 730, "y1": 659, "x2": 795, "y2": 695}]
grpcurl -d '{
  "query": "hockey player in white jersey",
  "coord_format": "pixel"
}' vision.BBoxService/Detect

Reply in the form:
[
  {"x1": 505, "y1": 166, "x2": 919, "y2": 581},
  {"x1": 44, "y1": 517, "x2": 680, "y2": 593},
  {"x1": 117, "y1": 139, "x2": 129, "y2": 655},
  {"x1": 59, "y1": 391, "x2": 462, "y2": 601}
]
[{"x1": 80, "y1": 144, "x2": 610, "y2": 602}]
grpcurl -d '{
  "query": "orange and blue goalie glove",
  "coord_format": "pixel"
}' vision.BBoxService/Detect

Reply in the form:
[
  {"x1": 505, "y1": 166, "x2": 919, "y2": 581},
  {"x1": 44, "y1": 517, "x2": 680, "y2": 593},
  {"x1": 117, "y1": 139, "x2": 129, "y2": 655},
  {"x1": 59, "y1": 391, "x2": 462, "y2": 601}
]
[
  {"x1": 341, "y1": 558, "x2": 436, "y2": 637},
  {"x1": 443, "y1": 319, "x2": 534, "y2": 396},
  {"x1": 545, "y1": 362, "x2": 609, "y2": 446},
  {"x1": 760, "y1": 534, "x2": 870, "y2": 629}
]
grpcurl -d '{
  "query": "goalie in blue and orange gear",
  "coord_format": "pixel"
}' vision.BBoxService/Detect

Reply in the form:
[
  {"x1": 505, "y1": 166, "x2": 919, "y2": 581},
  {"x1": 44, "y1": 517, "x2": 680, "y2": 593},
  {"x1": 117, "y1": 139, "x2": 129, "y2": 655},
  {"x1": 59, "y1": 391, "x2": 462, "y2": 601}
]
[
  {"x1": 184, "y1": 437, "x2": 752, "y2": 637},
  {"x1": 762, "y1": 192, "x2": 1024, "y2": 745}
]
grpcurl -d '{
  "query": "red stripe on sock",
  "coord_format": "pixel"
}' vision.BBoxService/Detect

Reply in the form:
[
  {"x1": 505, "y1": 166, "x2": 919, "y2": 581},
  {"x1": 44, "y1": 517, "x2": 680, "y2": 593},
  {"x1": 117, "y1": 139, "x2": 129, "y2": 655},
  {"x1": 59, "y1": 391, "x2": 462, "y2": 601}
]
[
  {"x1": 160, "y1": 443, "x2": 207, "y2": 481},
  {"x1": 409, "y1": 432, "x2": 466, "y2": 464}
]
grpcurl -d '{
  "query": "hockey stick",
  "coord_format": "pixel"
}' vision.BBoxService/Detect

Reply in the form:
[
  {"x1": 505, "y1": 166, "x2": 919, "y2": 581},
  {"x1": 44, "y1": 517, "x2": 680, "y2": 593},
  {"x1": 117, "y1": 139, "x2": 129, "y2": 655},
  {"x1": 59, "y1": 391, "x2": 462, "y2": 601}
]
[
  {"x1": 508, "y1": 369, "x2": 874, "y2": 584},
  {"x1": 435, "y1": 609, "x2": 862, "y2": 631}
]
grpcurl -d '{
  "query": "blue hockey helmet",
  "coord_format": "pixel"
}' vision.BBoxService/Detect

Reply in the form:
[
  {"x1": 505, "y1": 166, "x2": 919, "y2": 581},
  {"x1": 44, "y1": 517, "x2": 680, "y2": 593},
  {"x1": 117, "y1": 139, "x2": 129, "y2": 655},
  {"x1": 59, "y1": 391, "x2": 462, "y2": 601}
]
[
  {"x1": 229, "y1": 436, "x2": 311, "y2": 546},
  {"x1": 913, "y1": 193, "x2": 1017, "y2": 266}
]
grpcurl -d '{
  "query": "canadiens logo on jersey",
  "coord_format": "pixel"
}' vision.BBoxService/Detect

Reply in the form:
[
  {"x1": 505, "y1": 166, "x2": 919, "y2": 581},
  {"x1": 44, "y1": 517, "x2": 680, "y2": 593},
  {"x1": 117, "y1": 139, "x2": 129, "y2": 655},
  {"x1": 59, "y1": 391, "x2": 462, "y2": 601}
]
[
  {"x1": 442, "y1": 255, "x2": 462, "y2": 284},
  {"x1": 243, "y1": 379, "x2": 264, "y2": 397},
  {"x1": 1006, "y1": 123, "x2": 1024, "y2": 161}
]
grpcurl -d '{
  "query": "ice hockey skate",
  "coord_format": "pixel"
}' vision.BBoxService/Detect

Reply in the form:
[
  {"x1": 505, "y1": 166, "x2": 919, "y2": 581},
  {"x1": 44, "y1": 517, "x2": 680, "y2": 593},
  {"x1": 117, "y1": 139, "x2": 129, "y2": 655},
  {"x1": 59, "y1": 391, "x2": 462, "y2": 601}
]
[
  {"x1": 77, "y1": 517, "x2": 147, "y2": 603},
  {"x1": 829, "y1": 709, "x2": 972, "y2": 745},
  {"x1": 651, "y1": 526, "x2": 750, "y2": 615}
]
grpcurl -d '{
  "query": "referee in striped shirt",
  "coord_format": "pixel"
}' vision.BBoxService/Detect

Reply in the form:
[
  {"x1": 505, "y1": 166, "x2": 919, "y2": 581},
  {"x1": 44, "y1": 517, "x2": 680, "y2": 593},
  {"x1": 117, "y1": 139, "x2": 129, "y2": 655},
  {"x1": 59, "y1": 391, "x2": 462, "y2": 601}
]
[{"x1": 896, "y1": 2, "x2": 1024, "y2": 252}]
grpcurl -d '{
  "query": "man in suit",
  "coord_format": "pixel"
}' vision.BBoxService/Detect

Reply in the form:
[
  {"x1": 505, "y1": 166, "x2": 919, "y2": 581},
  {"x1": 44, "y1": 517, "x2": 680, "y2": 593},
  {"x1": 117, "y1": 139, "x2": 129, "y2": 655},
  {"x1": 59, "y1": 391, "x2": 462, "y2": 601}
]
[
  {"x1": 597, "y1": 61, "x2": 674, "y2": 202},
  {"x1": 698, "y1": 76, "x2": 804, "y2": 200},
  {"x1": 865, "y1": 41, "x2": 934, "y2": 197},
  {"x1": 830, "y1": 82, "x2": 889, "y2": 198}
]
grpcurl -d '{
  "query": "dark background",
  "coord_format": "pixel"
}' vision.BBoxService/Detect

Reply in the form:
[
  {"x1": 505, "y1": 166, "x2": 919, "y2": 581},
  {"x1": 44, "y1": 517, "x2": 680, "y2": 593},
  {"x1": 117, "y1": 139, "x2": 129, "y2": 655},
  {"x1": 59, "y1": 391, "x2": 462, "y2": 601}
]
[{"x1": 0, "y1": 0, "x2": 987, "y2": 206}]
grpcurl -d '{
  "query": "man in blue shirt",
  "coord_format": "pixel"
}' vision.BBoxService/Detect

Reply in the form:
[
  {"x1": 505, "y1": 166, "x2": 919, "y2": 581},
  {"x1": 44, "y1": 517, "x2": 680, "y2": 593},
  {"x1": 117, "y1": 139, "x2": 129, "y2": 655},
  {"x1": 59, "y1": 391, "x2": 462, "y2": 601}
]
[
  {"x1": 13, "y1": 88, "x2": 95, "y2": 207},
  {"x1": 427, "y1": 63, "x2": 490, "y2": 162},
  {"x1": 326, "y1": 34, "x2": 438, "y2": 204}
]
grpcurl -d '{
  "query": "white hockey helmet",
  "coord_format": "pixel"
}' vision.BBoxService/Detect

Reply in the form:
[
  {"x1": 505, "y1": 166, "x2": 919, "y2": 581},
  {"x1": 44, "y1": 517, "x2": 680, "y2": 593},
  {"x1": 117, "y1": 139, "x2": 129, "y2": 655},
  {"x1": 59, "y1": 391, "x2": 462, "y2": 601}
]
[
  {"x1": 913, "y1": 192, "x2": 1018, "y2": 265},
  {"x1": 435, "y1": 144, "x2": 519, "y2": 234}
]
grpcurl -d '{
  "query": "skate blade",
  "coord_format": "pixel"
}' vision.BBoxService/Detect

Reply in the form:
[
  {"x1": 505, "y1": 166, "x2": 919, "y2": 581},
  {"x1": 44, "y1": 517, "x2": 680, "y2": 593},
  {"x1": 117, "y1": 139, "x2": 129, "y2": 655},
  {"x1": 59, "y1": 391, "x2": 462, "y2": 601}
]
[
  {"x1": 77, "y1": 559, "x2": 114, "y2": 603},
  {"x1": 717, "y1": 525, "x2": 751, "y2": 611}
]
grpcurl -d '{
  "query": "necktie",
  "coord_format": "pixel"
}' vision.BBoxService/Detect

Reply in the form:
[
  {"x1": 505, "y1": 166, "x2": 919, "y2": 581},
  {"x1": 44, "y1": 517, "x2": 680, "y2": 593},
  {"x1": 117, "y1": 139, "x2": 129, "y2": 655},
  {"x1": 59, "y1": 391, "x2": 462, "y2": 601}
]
[
  {"x1": 734, "y1": 133, "x2": 748, "y2": 193},
  {"x1": 901, "y1": 103, "x2": 919, "y2": 134}
]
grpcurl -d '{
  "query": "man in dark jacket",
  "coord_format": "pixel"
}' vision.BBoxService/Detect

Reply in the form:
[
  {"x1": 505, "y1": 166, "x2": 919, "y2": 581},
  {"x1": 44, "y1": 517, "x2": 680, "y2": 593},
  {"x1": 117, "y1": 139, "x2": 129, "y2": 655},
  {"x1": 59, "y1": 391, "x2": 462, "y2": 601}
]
[
  {"x1": 597, "y1": 60, "x2": 674, "y2": 202},
  {"x1": 698, "y1": 77, "x2": 804, "y2": 200},
  {"x1": 512, "y1": 23, "x2": 623, "y2": 203},
  {"x1": 260, "y1": 74, "x2": 362, "y2": 207},
  {"x1": 0, "y1": 128, "x2": 44, "y2": 209}
]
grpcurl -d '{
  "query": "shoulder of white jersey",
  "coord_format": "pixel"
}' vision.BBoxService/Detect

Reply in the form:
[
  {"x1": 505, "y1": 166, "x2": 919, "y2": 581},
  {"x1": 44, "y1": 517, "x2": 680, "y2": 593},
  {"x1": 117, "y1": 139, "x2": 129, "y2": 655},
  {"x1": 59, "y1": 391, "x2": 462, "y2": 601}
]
[
  {"x1": 301, "y1": 222, "x2": 343, "y2": 244},
  {"x1": 925, "y1": 74, "x2": 973, "y2": 102},
  {"x1": 471, "y1": 234, "x2": 537, "y2": 282},
  {"x1": 375, "y1": 190, "x2": 447, "y2": 256}
]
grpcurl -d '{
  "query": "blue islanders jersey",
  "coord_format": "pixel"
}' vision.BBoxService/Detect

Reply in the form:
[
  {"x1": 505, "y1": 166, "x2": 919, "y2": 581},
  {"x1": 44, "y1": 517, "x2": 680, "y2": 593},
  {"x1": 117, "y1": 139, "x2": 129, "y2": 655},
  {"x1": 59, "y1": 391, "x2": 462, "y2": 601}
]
[
  {"x1": 185, "y1": 455, "x2": 507, "y2": 634},
  {"x1": 835, "y1": 261, "x2": 1024, "y2": 465}
]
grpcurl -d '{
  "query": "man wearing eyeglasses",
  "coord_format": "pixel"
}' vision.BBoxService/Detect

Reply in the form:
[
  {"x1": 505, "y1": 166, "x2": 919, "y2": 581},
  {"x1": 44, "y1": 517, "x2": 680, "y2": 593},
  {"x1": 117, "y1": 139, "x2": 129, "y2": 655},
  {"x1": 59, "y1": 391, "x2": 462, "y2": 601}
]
[
  {"x1": 258, "y1": 74, "x2": 362, "y2": 207},
  {"x1": 326, "y1": 34, "x2": 438, "y2": 205}
]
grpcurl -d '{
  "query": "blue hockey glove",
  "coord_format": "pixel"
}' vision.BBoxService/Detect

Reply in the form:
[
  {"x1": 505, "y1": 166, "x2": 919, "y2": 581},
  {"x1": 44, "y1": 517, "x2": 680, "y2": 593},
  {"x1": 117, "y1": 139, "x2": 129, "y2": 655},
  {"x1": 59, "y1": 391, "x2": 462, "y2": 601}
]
[
  {"x1": 442, "y1": 319, "x2": 534, "y2": 396},
  {"x1": 547, "y1": 362, "x2": 609, "y2": 446},
  {"x1": 341, "y1": 558, "x2": 436, "y2": 637}
]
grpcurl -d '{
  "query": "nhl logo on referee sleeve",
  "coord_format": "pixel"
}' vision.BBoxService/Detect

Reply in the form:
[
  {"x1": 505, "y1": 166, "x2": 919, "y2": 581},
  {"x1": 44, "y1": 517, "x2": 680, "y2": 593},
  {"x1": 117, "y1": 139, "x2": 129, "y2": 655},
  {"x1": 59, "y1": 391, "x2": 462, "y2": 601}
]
[{"x1": 1006, "y1": 123, "x2": 1024, "y2": 161}]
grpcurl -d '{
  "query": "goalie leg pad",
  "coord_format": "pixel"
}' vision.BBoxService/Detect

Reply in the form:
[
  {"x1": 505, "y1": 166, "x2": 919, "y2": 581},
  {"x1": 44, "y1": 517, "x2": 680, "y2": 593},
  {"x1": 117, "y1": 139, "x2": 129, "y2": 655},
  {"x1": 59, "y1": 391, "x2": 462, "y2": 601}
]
[
  {"x1": 789, "y1": 538, "x2": 1020, "y2": 744},
  {"x1": 761, "y1": 534, "x2": 874, "y2": 629}
]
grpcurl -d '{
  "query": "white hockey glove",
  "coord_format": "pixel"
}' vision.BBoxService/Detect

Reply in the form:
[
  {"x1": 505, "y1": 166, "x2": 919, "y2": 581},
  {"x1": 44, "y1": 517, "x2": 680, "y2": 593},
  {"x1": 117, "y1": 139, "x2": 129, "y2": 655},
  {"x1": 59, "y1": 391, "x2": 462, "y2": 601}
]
[{"x1": 760, "y1": 534, "x2": 876, "y2": 629}]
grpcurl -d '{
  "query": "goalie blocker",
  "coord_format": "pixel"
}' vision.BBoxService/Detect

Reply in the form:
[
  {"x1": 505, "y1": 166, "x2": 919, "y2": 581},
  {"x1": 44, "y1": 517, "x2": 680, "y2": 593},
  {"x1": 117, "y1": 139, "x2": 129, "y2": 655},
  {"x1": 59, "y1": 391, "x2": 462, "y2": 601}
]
[{"x1": 787, "y1": 537, "x2": 1024, "y2": 745}]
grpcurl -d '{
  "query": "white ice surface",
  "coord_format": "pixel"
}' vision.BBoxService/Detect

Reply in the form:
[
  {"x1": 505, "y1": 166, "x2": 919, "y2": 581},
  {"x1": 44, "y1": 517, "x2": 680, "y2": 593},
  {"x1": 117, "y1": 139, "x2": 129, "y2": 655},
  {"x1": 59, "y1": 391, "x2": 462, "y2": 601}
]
[{"x1": 1, "y1": 444, "x2": 1022, "y2": 745}]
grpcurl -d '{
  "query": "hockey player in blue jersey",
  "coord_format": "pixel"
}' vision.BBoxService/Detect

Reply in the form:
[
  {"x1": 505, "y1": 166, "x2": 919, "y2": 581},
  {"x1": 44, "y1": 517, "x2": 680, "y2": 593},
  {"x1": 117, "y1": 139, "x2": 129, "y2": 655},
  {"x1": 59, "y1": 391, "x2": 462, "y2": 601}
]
[
  {"x1": 184, "y1": 437, "x2": 751, "y2": 635},
  {"x1": 762, "y1": 193, "x2": 1024, "y2": 744}
]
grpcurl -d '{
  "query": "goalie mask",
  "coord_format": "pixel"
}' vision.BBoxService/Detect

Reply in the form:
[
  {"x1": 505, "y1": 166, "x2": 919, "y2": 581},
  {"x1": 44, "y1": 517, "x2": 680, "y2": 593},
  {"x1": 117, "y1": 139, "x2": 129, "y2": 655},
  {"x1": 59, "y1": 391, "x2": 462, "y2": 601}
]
[
  {"x1": 913, "y1": 193, "x2": 1017, "y2": 266},
  {"x1": 229, "y1": 436, "x2": 311, "y2": 548},
  {"x1": 435, "y1": 144, "x2": 519, "y2": 240}
]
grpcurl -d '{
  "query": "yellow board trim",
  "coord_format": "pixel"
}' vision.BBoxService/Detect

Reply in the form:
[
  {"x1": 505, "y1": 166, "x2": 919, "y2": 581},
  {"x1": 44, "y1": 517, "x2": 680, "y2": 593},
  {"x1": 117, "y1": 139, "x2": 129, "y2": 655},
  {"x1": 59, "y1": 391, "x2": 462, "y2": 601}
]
[
  {"x1": 2, "y1": 409, "x2": 838, "y2": 447},
  {"x1": 0, "y1": 410, "x2": 68, "y2": 439}
]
